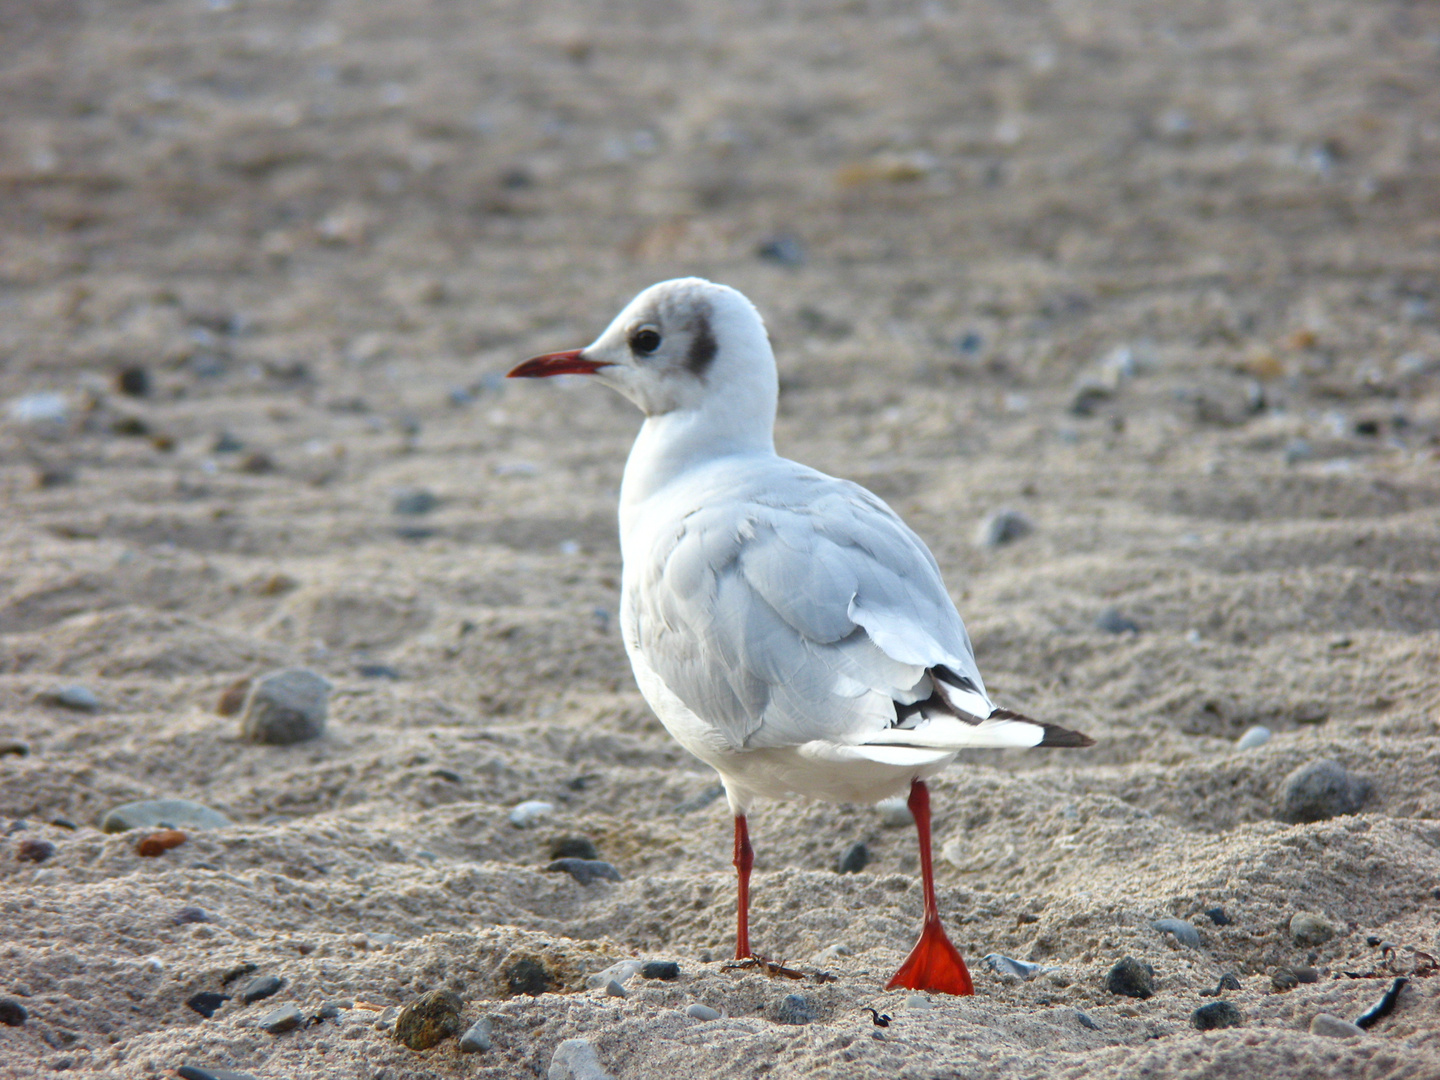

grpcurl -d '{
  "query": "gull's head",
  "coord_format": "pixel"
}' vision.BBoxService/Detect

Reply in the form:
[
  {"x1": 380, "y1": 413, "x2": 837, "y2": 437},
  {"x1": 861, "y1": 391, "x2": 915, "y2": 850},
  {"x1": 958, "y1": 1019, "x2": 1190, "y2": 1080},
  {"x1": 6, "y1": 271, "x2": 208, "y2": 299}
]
[{"x1": 508, "y1": 278, "x2": 775, "y2": 418}]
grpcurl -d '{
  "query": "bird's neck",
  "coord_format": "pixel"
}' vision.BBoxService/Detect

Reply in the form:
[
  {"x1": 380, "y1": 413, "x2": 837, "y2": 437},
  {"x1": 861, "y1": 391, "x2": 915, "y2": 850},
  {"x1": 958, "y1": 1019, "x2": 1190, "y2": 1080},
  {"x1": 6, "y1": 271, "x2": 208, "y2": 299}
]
[{"x1": 620, "y1": 401, "x2": 776, "y2": 521}]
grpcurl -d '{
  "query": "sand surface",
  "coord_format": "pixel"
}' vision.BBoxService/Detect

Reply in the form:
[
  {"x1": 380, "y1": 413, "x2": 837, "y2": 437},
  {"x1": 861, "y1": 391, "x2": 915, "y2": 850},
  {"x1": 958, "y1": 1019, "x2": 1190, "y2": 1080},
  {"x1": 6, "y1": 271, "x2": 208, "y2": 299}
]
[{"x1": 3, "y1": 1, "x2": 1439, "y2": 1077}]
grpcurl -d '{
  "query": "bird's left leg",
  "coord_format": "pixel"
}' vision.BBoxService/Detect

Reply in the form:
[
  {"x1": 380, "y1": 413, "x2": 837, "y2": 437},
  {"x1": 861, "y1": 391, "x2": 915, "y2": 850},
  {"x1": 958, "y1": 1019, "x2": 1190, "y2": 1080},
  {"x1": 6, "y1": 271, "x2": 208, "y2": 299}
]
[
  {"x1": 885, "y1": 778, "x2": 974, "y2": 996},
  {"x1": 734, "y1": 814, "x2": 754, "y2": 960}
]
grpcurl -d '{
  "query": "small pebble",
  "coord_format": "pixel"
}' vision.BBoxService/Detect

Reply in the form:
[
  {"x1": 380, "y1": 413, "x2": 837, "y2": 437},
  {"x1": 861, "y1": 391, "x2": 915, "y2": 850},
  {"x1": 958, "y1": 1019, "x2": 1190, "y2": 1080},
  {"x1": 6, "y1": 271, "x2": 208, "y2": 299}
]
[
  {"x1": 509, "y1": 801, "x2": 555, "y2": 828},
  {"x1": 876, "y1": 797, "x2": 914, "y2": 827},
  {"x1": 974, "y1": 508, "x2": 1033, "y2": 548},
  {"x1": 550, "y1": 836, "x2": 601, "y2": 861},
  {"x1": 640, "y1": 960, "x2": 680, "y2": 981},
  {"x1": 0, "y1": 740, "x2": 27, "y2": 757},
  {"x1": 40, "y1": 685, "x2": 100, "y2": 712},
  {"x1": 393, "y1": 989, "x2": 463, "y2": 1051},
  {"x1": 1152, "y1": 918, "x2": 1202, "y2": 948},
  {"x1": 1069, "y1": 379, "x2": 1113, "y2": 416},
  {"x1": 315, "y1": 1003, "x2": 342, "y2": 1020},
  {"x1": 212, "y1": 431, "x2": 245, "y2": 454},
  {"x1": 1279, "y1": 759, "x2": 1372, "y2": 823},
  {"x1": 357, "y1": 663, "x2": 402, "y2": 680},
  {"x1": 238, "y1": 975, "x2": 284, "y2": 1005},
  {"x1": 1310, "y1": 1012, "x2": 1364, "y2": 1039},
  {"x1": 685, "y1": 1003, "x2": 720, "y2": 1021},
  {"x1": 904, "y1": 994, "x2": 933, "y2": 1011},
  {"x1": 1236, "y1": 726, "x2": 1272, "y2": 750},
  {"x1": 259, "y1": 1004, "x2": 304, "y2": 1034},
  {"x1": 136, "y1": 828, "x2": 187, "y2": 857},
  {"x1": 116, "y1": 366, "x2": 151, "y2": 397},
  {"x1": 1271, "y1": 968, "x2": 1300, "y2": 992},
  {"x1": 459, "y1": 1017, "x2": 493, "y2": 1053},
  {"x1": 8, "y1": 392, "x2": 69, "y2": 424},
  {"x1": 0, "y1": 999, "x2": 27, "y2": 1026},
  {"x1": 585, "y1": 960, "x2": 642, "y2": 990},
  {"x1": 239, "y1": 668, "x2": 330, "y2": 745},
  {"x1": 216, "y1": 678, "x2": 251, "y2": 716},
  {"x1": 837, "y1": 841, "x2": 869, "y2": 874},
  {"x1": 1075, "y1": 1012, "x2": 1099, "y2": 1031},
  {"x1": 545, "y1": 858, "x2": 622, "y2": 885},
  {"x1": 1216, "y1": 973, "x2": 1242, "y2": 993},
  {"x1": 603, "y1": 980, "x2": 626, "y2": 998},
  {"x1": 1290, "y1": 912, "x2": 1335, "y2": 946},
  {"x1": 185, "y1": 992, "x2": 229, "y2": 1018},
  {"x1": 16, "y1": 838, "x2": 55, "y2": 863},
  {"x1": 506, "y1": 958, "x2": 551, "y2": 997},
  {"x1": 391, "y1": 487, "x2": 440, "y2": 516},
  {"x1": 548, "y1": 1037, "x2": 616, "y2": 1080},
  {"x1": 101, "y1": 799, "x2": 232, "y2": 833},
  {"x1": 1095, "y1": 608, "x2": 1140, "y2": 635},
  {"x1": 772, "y1": 993, "x2": 814, "y2": 1025},
  {"x1": 1106, "y1": 956, "x2": 1155, "y2": 999},
  {"x1": 756, "y1": 234, "x2": 805, "y2": 267},
  {"x1": 983, "y1": 954, "x2": 1045, "y2": 980},
  {"x1": 1205, "y1": 907, "x2": 1232, "y2": 926},
  {"x1": 1283, "y1": 438, "x2": 1314, "y2": 465},
  {"x1": 1192, "y1": 1001, "x2": 1244, "y2": 1031}
]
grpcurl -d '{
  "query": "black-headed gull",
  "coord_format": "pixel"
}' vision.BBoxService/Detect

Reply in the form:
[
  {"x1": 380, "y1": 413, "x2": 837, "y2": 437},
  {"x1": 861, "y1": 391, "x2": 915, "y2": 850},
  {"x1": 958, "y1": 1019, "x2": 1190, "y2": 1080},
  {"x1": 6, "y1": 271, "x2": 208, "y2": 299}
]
[{"x1": 509, "y1": 278, "x2": 1093, "y2": 995}]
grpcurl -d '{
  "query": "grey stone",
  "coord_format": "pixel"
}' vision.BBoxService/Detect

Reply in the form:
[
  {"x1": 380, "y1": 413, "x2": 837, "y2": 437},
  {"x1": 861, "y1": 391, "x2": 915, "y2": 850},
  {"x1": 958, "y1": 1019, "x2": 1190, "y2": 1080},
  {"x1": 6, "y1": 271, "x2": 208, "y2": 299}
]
[
  {"x1": 391, "y1": 487, "x2": 440, "y2": 516},
  {"x1": 1310, "y1": 1012, "x2": 1364, "y2": 1039},
  {"x1": 101, "y1": 799, "x2": 232, "y2": 833},
  {"x1": 1236, "y1": 725, "x2": 1272, "y2": 750},
  {"x1": 1290, "y1": 912, "x2": 1336, "y2": 946},
  {"x1": 1205, "y1": 907, "x2": 1231, "y2": 926},
  {"x1": 458, "y1": 1017, "x2": 493, "y2": 1053},
  {"x1": 548, "y1": 1037, "x2": 615, "y2": 1080},
  {"x1": 545, "y1": 858, "x2": 622, "y2": 885},
  {"x1": 508, "y1": 800, "x2": 554, "y2": 828},
  {"x1": 684, "y1": 1003, "x2": 720, "y2": 1021},
  {"x1": 1192, "y1": 1001, "x2": 1244, "y2": 1030},
  {"x1": 974, "y1": 509, "x2": 1033, "y2": 548},
  {"x1": 239, "y1": 668, "x2": 330, "y2": 746},
  {"x1": 903, "y1": 993, "x2": 933, "y2": 1011},
  {"x1": 838, "y1": 841, "x2": 869, "y2": 874},
  {"x1": 238, "y1": 975, "x2": 284, "y2": 1004},
  {"x1": 393, "y1": 989, "x2": 463, "y2": 1050},
  {"x1": 585, "y1": 960, "x2": 641, "y2": 990},
  {"x1": 1106, "y1": 956, "x2": 1155, "y2": 999},
  {"x1": 41, "y1": 685, "x2": 100, "y2": 712},
  {"x1": 1095, "y1": 608, "x2": 1140, "y2": 635},
  {"x1": 550, "y1": 836, "x2": 600, "y2": 861},
  {"x1": 1279, "y1": 759, "x2": 1372, "y2": 823},
  {"x1": 876, "y1": 797, "x2": 914, "y2": 827},
  {"x1": 640, "y1": 960, "x2": 679, "y2": 981},
  {"x1": 772, "y1": 993, "x2": 814, "y2": 1025},
  {"x1": 603, "y1": 980, "x2": 626, "y2": 998},
  {"x1": 506, "y1": 958, "x2": 550, "y2": 996},
  {"x1": 983, "y1": 954, "x2": 1045, "y2": 980},
  {"x1": 1152, "y1": 918, "x2": 1202, "y2": 948},
  {"x1": 259, "y1": 1004, "x2": 303, "y2": 1034},
  {"x1": 0, "y1": 999, "x2": 27, "y2": 1026}
]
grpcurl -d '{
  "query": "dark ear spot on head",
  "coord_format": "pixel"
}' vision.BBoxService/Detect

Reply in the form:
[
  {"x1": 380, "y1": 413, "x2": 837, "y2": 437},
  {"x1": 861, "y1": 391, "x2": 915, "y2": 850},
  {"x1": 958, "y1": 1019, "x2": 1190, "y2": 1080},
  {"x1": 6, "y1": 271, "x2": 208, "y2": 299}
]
[{"x1": 686, "y1": 313, "x2": 717, "y2": 376}]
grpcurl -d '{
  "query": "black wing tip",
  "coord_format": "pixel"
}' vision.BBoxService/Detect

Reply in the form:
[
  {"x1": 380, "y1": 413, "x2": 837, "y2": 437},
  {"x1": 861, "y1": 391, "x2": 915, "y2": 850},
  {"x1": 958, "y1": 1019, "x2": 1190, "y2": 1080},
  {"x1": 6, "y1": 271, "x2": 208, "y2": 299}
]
[{"x1": 990, "y1": 708, "x2": 1096, "y2": 748}]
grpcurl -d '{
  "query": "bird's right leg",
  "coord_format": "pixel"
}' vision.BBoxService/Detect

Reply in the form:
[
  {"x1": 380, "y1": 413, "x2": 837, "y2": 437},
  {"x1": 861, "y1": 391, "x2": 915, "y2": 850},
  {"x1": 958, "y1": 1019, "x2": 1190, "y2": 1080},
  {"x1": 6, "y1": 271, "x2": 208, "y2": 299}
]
[{"x1": 733, "y1": 814, "x2": 754, "y2": 960}]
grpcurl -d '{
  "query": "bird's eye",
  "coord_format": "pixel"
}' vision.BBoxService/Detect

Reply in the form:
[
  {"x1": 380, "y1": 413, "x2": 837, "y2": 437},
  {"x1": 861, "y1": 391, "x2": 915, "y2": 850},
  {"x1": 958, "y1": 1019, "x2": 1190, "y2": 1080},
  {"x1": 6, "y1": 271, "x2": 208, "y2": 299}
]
[{"x1": 630, "y1": 327, "x2": 662, "y2": 355}]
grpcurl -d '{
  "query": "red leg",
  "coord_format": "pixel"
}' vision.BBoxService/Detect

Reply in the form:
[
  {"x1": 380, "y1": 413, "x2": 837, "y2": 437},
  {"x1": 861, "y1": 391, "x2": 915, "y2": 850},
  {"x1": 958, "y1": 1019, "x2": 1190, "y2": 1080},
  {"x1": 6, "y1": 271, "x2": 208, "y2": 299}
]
[
  {"x1": 733, "y1": 814, "x2": 754, "y2": 960},
  {"x1": 885, "y1": 779, "x2": 974, "y2": 996}
]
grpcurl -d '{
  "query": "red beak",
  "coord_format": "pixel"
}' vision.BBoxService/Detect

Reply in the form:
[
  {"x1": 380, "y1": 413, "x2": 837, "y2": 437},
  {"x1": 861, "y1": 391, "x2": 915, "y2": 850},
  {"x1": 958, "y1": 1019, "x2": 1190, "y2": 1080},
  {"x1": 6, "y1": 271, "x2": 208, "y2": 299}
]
[{"x1": 506, "y1": 349, "x2": 611, "y2": 379}]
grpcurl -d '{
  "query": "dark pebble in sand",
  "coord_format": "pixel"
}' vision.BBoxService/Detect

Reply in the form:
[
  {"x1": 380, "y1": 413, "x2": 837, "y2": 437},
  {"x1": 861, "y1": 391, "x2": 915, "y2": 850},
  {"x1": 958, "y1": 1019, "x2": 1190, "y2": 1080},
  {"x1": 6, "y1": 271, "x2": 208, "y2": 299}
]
[
  {"x1": 0, "y1": 740, "x2": 29, "y2": 757},
  {"x1": 550, "y1": 836, "x2": 601, "y2": 861},
  {"x1": 641, "y1": 961, "x2": 680, "y2": 981},
  {"x1": 357, "y1": 663, "x2": 403, "y2": 680},
  {"x1": 838, "y1": 841, "x2": 870, "y2": 874},
  {"x1": 391, "y1": 488, "x2": 440, "y2": 516},
  {"x1": 0, "y1": 999, "x2": 27, "y2": 1026},
  {"x1": 173, "y1": 906, "x2": 212, "y2": 925},
  {"x1": 394, "y1": 989, "x2": 463, "y2": 1051},
  {"x1": 1279, "y1": 759, "x2": 1372, "y2": 823},
  {"x1": 1271, "y1": 969, "x2": 1300, "y2": 992},
  {"x1": 1076, "y1": 1012, "x2": 1099, "y2": 1031},
  {"x1": 185, "y1": 993, "x2": 229, "y2": 1018},
  {"x1": 16, "y1": 838, "x2": 55, "y2": 863},
  {"x1": 239, "y1": 667, "x2": 330, "y2": 745},
  {"x1": 1095, "y1": 608, "x2": 1141, "y2": 635},
  {"x1": 1192, "y1": 1001, "x2": 1244, "y2": 1030},
  {"x1": 506, "y1": 958, "x2": 551, "y2": 997},
  {"x1": 116, "y1": 365, "x2": 151, "y2": 397},
  {"x1": 974, "y1": 508, "x2": 1033, "y2": 548},
  {"x1": 259, "y1": 1004, "x2": 304, "y2": 1034},
  {"x1": 772, "y1": 993, "x2": 814, "y2": 1025},
  {"x1": 1106, "y1": 956, "x2": 1155, "y2": 999},
  {"x1": 1205, "y1": 907, "x2": 1231, "y2": 926},
  {"x1": 238, "y1": 975, "x2": 284, "y2": 1004},
  {"x1": 545, "y1": 858, "x2": 622, "y2": 885}
]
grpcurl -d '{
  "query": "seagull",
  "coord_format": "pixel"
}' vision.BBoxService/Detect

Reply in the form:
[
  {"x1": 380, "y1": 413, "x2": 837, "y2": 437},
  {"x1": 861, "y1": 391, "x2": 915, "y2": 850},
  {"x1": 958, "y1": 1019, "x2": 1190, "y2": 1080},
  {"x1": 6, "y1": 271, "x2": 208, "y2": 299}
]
[{"x1": 509, "y1": 278, "x2": 1093, "y2": 995}]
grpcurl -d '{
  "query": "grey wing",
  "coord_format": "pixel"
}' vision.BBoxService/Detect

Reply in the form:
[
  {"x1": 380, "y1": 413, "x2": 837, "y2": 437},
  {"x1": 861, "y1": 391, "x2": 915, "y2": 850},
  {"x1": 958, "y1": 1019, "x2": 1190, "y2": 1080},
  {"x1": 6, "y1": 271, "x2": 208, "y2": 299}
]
[{"x1": 635, "y1": 476, "x2": 984, "y2": 751}]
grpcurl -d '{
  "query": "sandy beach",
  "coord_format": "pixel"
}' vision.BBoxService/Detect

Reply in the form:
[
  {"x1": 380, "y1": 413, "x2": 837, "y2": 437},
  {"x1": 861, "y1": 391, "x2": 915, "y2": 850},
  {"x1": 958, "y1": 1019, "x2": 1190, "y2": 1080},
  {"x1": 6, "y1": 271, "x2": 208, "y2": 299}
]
[{"x1": 2, "y1": 0, "x2": 1439, "y2": 1076}]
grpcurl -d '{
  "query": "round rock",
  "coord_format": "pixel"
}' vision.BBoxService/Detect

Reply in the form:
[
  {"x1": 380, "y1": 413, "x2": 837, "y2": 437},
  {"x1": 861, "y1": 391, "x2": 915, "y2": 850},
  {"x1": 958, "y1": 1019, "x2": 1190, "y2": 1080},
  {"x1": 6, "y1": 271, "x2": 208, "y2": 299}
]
[
  {"x1": 237, "y1": 975, "x2": 284, "y2": 1005},
  {"x1": 508, "y1": 801, "x2": 555, "y2": 828},
  {"x1": 240, "y1": 668, "x2": 330, "y2": 745},
  {"x1": 101, "y1": 799, "x2": 232, "y2": 834},
  {"x1": 1310, "y1": 1012, "x2": 1364, "y2": 1039},
  {"x1": 506, "y1": 958, "x2": 551, "y2": 997},
  {"x1": 1192, "y1": 1001, "x2": 1244, "y2": 1031},
  {"x1": 772, "y1": 993, "x2": 814, "y2": 1025},
  {"x1": 838, "y1": 841, "x2": 869, "y2": 874},
  {"x1": 1236, "y1": 725, "x2": 1272, "y2": 750},
  {"x1": 640, "y1": 960, "x2": 679, "y2": 981},
  {"x1": 394, "y1": 989, "x2": 463, "y2": 1051},
  {"x1": 0, "y1": 998, "x2": 27, "y2": 1026},
  {"x1": 1105, "y1": 956, "x2": 1155, "y2": 999},
  {"x1": 548, "y1": 1037, "x2": 616, "y2": 1080},
  {"x1": 974, "y1": 508, "x2": 1033, "y2": 548},
  {"x1": 550, "y1": 835, "x2": 600, "y2": 861},
  {"x1": 259, "y1": 1004, "x2": 303, "y2": 1034},
  {"x1": 459, "y1": 1017, "x2": 493, "y2": 1053},
  {"x1": 685, "y1": 1003, "x2": 720, "y2": 1021},
  {"x1": 545, "y1": 858, "x2": 622, "y2": 885},
  {"x1": 1151, "y1": 918, "x2": 1201, "y2": 948},
  {"x1": 1279, "y1": 759, "x2": 1372, "y2": 823},
  {"x1": 1290, "y1": 912, "x2": 1335, "y2": 946}
]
